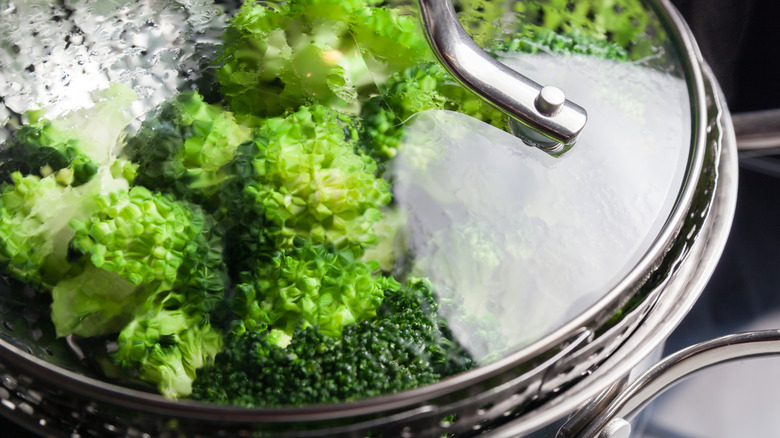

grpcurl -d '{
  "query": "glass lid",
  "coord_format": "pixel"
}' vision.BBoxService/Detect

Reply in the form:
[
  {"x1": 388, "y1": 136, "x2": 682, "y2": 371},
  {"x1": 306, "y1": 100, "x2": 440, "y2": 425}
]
[{"x1": 0, "y1": 0, "x2": 695, "y2": 408}]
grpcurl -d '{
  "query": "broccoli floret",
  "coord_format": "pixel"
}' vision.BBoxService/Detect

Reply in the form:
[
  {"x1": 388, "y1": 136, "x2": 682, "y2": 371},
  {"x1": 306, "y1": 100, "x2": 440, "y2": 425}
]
[
  {"x1": 191, "y1": 278, "x2": 475, "y2": 406},
  {"x1": 514, "y1": 0, "x2": 659, "y2": 60},
  {"x1": 216, "y1": 0, "x2": 431, "y2": 117},
  {"x1": 235, "y1": 104, "x2": 391, "y2": 252},
  {"x1": 122, "y1": 91, "x2": 257, "y2": 210},
  {"x1": 51, "y1": 186, "x2": 228, "y2": 338},
  {"x1": 233, "y1": 239, "x2": 393, "y2": 338},
  {"x1": 454, "y1": 0, "x2": 510, "y2": 47},
  {"x1": 0, "y1": 83, "x2": 138, "y2": 185},
  {"x1": 359, "y1": 62, "x2": 506, "y2": 169},
  {"x1": 0, "y1": 168, "x2": 130, "y2": 288},
  {"x1": 114, "y1": 308, "x2": 223, "y2": 399},
  {"x1": 492, "y1": 27, "x2": 629, "y2": 61}
]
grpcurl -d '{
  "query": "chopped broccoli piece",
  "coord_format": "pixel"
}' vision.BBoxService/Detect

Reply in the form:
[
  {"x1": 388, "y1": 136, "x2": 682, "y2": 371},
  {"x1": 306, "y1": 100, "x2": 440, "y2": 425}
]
[
  {"x1": 514, "y1": 0, "x2": 659, "y2": 60},
  {"x1": 215, "y1": 0, "x2": 431, "y2": 116},
  {"x1": 0, "y1": 168, "x2": 130, "y2": 288},
  {"x1": 114, "y1": 308, "x2": 223, "y2": 399},
  {"x1": 236, "y1": 104, "x2": 391, "y2": 251},
  {"x1": 191, "y1": 278, "x2": 475, "y2": 406},
  {"x1": 123, "y1": 91, "x2": 257, "y2": 209},
  {"x1": 233, "y1": 239, "x2": 393, "y2": 338},
  {"x1": 0, "y1": 83, "x2": 137, "y2": 185},
  {"x1": 51, "y1": 186, "x2": 228, "y2": 338}
]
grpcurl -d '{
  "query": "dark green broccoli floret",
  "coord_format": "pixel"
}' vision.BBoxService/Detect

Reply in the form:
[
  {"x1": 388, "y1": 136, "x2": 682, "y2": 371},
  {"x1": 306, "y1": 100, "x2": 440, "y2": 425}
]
[{"x1": 191, "y1": 278, "x2": 476, "y2": 406}]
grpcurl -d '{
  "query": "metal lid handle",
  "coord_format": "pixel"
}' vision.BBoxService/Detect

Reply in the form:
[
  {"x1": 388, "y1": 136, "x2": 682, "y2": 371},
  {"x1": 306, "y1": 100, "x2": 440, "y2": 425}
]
[{"x1": 416, "y1": 0, "x2": 588, "y2": 154}]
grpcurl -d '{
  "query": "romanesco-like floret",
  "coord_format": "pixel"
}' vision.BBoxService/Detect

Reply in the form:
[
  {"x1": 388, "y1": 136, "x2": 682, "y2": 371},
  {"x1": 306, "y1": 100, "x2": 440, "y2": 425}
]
[
  {"x1": 0, "y1": 83, "x2": 137, "y2": 186},
  {"x1": 239, "y1": 104, "x2": 391, "y2": 251},
  {"x1": 51, "y1": 186, "x2": 228, "y2": 338},
  {"x1": 233, "y1": 238, "x2": 394, "y2": 338},
  {"x1": 123, "y1": 91, "x2": 257, "y2": 210}
]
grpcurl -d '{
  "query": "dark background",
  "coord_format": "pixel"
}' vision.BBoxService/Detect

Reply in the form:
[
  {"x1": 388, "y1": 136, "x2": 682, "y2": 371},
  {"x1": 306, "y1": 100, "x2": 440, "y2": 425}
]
[{"x1": 3, "y1": 1, "x2": 780, "y2": 436}]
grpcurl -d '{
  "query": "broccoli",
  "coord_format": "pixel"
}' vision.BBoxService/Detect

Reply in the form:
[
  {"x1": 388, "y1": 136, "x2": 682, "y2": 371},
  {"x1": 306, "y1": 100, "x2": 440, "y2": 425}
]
[
  {"x1": 0, "y1": 0, "x2": 652, "y2": 406},
  {"x1": 215, "y1": 0, "x2": 431, "y2": 117},
  {"x1": 122, "y1": 91, "x2": 257, "y2": 210},
  {"x1": 234, "y1": 104, "x2": 391, "y2": 252},
  {"x1": 191, "y1": 278, "x2": 476, "y2": 406},
  {"x1": 0, "y1": 168, "x2": 131, "y2": 289},
  {"x1": 492, "y1": 27, "x2": 629, "y2": 61},
  {"x1": 233, "y1": 238, "x2": 393, "y2": 338},
  {"x1": 514, "y1": 0, "x2": 659, "y2": 60},
  {"x1": 0, "y1": 83, "x2": 138, "y2": 186},
  {"x1": 51, "y1": 185, "x2": 227, "y2": 336},
  {"x1": 114, "y1": 308, "x2": 223, "y2": 399},
  {"x1": 359, "y1": 62, "x2": 507, "y2": 169}
]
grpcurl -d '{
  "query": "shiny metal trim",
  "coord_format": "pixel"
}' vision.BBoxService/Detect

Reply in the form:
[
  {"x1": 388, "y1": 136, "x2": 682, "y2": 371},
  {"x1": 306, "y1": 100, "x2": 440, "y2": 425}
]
[
  {"x1": 733, "y1": 108, "x2": 780, "y2": 150},
  {"x1": 573, "y1": 330, "x2": 780, "y2": 438},
  {"x1": 415, "y1": 0, "x2": 588, "y2": 153}
]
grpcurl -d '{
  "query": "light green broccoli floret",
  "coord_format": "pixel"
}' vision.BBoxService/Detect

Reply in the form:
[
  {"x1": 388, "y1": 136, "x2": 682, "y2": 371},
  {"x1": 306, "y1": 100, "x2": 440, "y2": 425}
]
[
  {"x1": 216, "y1": 0, "x2": 431, "y2": 116},
  {"x1": 0, "y1": 83, "x2": 138, "y2": 185},
  {"x1": 51, "y1": 186, "x2": 228, "y2": 338},
  {"x1": 239, "y1": 104, "x2": 391, "y2": 251},
  {"x1": 233, "y1": 239, "x2": 396, "y2": 338},
  {"x1": 0, "y1": 169, "x2": 130, "y2": 288},
  {"x1": 123, "y1": 91, "x2": 257, "y2": 209}
]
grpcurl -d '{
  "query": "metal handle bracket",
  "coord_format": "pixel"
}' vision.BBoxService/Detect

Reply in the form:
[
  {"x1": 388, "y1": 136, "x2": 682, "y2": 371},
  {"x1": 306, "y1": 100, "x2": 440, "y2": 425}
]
[{"x1": 416, "y1": 0, "x2": 588, "y2": 154}]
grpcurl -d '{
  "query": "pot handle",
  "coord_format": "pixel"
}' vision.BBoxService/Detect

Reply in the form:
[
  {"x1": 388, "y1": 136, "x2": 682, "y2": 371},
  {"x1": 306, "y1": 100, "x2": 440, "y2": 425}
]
[
  {"x1": 415, "y1": 0, "x2": 588, "y2": 155},
  {"x1": 558, "y1": 329, "x2": 780, "y2": 438}
]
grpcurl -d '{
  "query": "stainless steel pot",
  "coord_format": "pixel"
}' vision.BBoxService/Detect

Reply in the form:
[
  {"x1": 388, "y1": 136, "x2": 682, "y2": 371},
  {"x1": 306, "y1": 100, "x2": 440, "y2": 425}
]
[{"x1": 0, "y1": 0, "x2": 739, "y2": 437}]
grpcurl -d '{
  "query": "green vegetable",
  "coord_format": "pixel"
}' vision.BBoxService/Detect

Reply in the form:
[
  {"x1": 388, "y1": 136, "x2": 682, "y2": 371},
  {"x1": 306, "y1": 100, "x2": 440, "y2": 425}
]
[
  {"x1": 359, "y1": 62, "x2": 506, "y2": 170},
  {"x1": 0, "y1": 169, "x2": 130, "y2": 288},
  {"x1": 514, "y1": 0, "x2": 659, "y2": 60},
  {"x1": 0, "y1": 83, "x2": 138, "y2": 186},
  {"x1": 114, "y1": 308, "x2": 223, "y2": 399},
  {"x1": 123, "y1": 91, "x2": 257, "y2": 210},
  {"x1": 233, "y1": 238, "x2": 392, "y2": 338},
  {"x1": 236, "y1": 104, "x2": 391, "y2": 251},
  {"x1": 216, "y1": 0, "x2": 431, "y2": 117},
  {"x1": 191, "y1": 278, "x2": 475, "y2": 406},
  {"x1": 0, "y1": 0, "x2": 645, "y2": 405}
]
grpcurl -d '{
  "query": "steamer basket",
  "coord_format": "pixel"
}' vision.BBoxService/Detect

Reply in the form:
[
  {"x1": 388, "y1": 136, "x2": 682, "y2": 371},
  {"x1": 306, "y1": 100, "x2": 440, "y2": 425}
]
[{"x1": 0, "y1": 0, "x2": 737, "y2": 437}]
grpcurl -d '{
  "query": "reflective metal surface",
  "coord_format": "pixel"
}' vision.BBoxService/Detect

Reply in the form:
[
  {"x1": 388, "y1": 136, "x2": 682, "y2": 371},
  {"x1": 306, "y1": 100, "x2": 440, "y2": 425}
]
[{"x1": 416, "y1": 0, "x2": 588, "y2": 153}]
